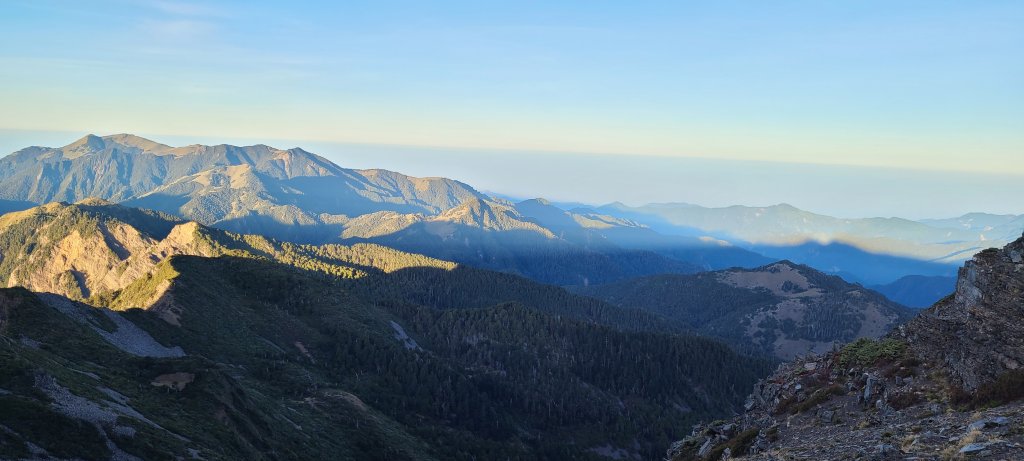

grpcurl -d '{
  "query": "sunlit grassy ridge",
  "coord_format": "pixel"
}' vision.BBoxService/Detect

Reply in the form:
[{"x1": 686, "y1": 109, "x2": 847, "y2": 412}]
[{"x1": 0, "y1": 201, "x2": 776, "y2": 459}]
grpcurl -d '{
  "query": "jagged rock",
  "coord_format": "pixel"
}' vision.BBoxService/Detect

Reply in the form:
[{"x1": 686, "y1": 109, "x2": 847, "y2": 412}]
[
  {"x1": 874, "y1": 444, "x2": 896, "y2": 454},
  {"x1": 959, "y1": 442, "x2": 991, "y2": 454},
  {"x1": 900, "y1": 235, "x2": 1024, "y2": 392},
  {"x1": 967, "y1": 416, "x2": 1009, "y2": 431},
  {"x1": 698, "y1": 437, "x2": 714, "y2": 457},
  {"x1": 862, "y1": 374, "x2": 879, "y2": 404},
  {"x1": 874, "y1": 398, "x2": 892, "y2": 414}
]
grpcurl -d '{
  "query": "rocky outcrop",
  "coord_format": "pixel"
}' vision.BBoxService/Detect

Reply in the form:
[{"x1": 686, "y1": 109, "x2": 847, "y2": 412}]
[
  {"x1": 0, "y1": 201, "x2": 216, "y2": 300},
  {"x1": 0, "y1": 201, "x2": 463, "y2": 313},
  {"x1": 670, "y1": 235, "x2": 1024, "y2": 460},
  {"x1": 669, "y1": 352, "x2": 1024, "y2": 460},
  {"x1": 897, "y1": 236, "x2": 1024, "y2": 392}
]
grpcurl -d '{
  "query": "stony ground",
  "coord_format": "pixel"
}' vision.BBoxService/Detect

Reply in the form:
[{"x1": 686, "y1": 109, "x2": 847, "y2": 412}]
[
  {"x1": 670, "y1": 236, "x2": 1024, "y2": 461},
  {"x1": 744, "y1": 392, "x2": 1024, "y2": 460},
  {"x1": 670, "y1": 353, "x2": 1024, "y2": 461}
]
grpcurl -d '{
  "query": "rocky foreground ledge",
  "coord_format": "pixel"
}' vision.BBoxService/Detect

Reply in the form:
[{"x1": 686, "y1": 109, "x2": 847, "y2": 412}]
[{"x1": 669, "y1": 235, "x2": 1024, "y2": 461}]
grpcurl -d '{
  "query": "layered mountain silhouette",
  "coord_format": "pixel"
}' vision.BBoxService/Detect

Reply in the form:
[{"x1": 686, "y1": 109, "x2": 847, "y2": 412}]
[
  {"x1": 596, "y1": 202, "x2": 1022, "y2": 263},
  {"x1": 4, "y1": 134, "x2": 1010, "y2": 302},
  {"x1": 869, "y1": 274, "x2": 957, "y2": 308},
  {"x1": 2, "y1": 134, "x2": 1016, "y2": 460},
  {"x1": 588, "y1": 202, "x2": 1024, "y2": 305},
  {"x1": 0, "y1": 134, "x2": 769, "y2": 286}
]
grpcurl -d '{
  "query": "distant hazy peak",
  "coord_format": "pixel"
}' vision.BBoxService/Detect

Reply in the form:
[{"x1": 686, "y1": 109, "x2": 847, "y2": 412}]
[
  {"x1": 439, "y1": 196, "x2": 493, "y2": 217},
  {"x1": 435, "y1": 197, "x2": 554, "y2": 236},
  {"x1": 102, "y1": 133, "x2": 173, "y2": 150},
  {"x1": 62, "y1": 133, "x2": 174, "y2": 156},
  {"x1": 755, "y1": 259, "x2": 803, "y2": 271},
  {"x1": 66, "y1": 133, "x2": 106, "y2": 150}
]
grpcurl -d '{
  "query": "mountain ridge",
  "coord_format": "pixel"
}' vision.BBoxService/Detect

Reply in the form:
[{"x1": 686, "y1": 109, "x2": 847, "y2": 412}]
[
  {"x1": 0, "y1": 134, "x2": 763, "y2": 286},
  {"x1": 0, "y1": 201, "x2": 779, "y2": 460},
  {"x1": 574, "y1": 260, "x2": 914, "y2": 359}
]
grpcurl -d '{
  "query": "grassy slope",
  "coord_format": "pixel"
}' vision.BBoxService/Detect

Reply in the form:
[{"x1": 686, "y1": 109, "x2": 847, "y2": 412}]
[
  {"x1": 0, "y1": 202, "x2": 777, "y2": 459},
  {"x1": 1, "y1": 252, "x2": 774, "y2": 460}
]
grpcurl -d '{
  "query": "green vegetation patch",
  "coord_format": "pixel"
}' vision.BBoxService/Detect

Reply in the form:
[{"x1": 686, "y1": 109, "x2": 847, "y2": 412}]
[
  {"x1": 838, "y1": 338, "x2": 907, "y2": 368},
  {"x1": 706, "y1": 427, "x2": 761, "y2": 460},
  {"x1": 789, "y1": 384, "x2": 846, "y2": 414}
]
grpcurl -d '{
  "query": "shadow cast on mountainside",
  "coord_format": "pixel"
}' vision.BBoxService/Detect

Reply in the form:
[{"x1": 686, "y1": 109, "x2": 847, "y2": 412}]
[
  {"x1": 279, "y1": 175, "x2": 464, "y2": 216},
  {"x1": 511, "y1": 200, "x2": 773, "y2": 271},
  {"x1": 594, "y1": 204, "x2": 966, "y2": 285},
  {"x1": 750, "y1": 240, "x2": 961, "y2": 286},
  {"x1": 32, "y1": 291, "x2": 186, "y2": 358},
  {"x1": 214, "y1": 214, "x2": 346, "y2": 245},
  {"x1": 76, "y1": 200, "x2": 186, "y2": 239},
  {"x1": 596, "y1": 226, "x2": 774, "y2": 270},
  {"x1": 344, "y1": 263, "x2": 695, "y2": 335},
  {"x1": 0, "y1": 199, "x2": 37, "y2": 214},
  {"x1": 123, "y1": 193, "x2": 195, "y2": 221},
  {"x1": 869, "y1": 274, "x2": 957, "y2": 308},
  {"x1": 342, "y1": 222, "x2": 699, "y2": 285},
  {"x1": 589, "y1": 204, "x2": 737, "y2": 240}
]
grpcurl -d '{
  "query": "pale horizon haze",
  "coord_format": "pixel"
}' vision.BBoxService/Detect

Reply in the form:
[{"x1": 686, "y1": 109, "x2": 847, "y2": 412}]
[{"x1": 1, "y1": 1, "x2": 1021, "y2": 218}]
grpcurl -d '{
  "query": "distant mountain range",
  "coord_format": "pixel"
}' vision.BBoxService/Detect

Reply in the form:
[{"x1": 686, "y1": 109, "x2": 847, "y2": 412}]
[
  {"x1": 574, "y1": 261, "x2": 914, "y2": 359},
  {"x1": 0, "y1": 134, "x2": 770, "y2": 286},
  {"x1": 1, "y1": 134, "x2": 1018, "y2": 304},
  {"x1": 869, "y1": 274, "x2": 957, "y2": 308},
  {"x1": 592, "y1": 202, "x2": 1021, "y2": 284},
  {"x1": 3, "y1": 134, "x2": 1012, "y2": 459}
]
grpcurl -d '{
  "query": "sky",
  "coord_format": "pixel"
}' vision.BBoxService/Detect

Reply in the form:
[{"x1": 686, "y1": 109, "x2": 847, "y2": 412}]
[{"x1": 0, "y1": 1, "x2": 1021, "y2": 217}]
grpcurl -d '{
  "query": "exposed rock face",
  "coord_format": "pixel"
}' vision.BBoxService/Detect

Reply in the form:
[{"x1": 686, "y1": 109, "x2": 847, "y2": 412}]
[
  {"x1": 0, "y1": 201, "x2": 464, "y2": 316},
  {"x1": 669, "y1": 353, "x2": 1024, "y2": 460},
  {"x1": 898, "y1": 235, "x2": 1024, "y2": 392},
  {"x1": 668, "y1": 235, "x2": 1024, "y2": 460},
  {"x1": 0, "y1": 201, "x2": 215, "y2": 300}
]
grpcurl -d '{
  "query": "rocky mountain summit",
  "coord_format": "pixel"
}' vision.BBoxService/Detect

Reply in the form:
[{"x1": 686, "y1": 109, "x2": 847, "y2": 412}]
[{"x1": 669, "y1": 234, "x2": 1024, "y2": 460}]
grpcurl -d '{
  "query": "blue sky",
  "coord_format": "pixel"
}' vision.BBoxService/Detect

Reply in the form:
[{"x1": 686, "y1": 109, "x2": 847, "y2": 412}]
[{"x1": 0, "y1": 1, "x2": 1021, "y2": 216}]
